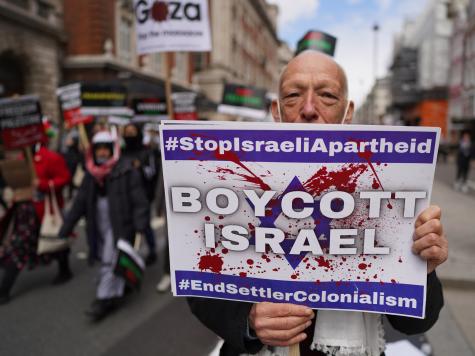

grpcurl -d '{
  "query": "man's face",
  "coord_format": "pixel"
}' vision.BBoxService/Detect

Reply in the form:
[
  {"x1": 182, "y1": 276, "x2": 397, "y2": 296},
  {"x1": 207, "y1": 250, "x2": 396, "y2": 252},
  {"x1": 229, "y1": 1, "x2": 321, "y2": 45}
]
[
  {"x1": 272, "y1": 52, "x2": 354, "y2": 124},
  {"x1": 124, "y1": 124, "x2": 138, "y2": 138},
  {"x1": 95, "y1": 145, "x2": 112, "y2": 161}
]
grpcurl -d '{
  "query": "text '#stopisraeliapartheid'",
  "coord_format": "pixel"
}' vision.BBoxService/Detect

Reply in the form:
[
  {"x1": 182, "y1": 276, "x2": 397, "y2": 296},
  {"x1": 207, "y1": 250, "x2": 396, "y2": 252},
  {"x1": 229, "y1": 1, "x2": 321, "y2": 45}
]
[{"x1": 162, "y1": 130, "x2": 438, "y2": 164}]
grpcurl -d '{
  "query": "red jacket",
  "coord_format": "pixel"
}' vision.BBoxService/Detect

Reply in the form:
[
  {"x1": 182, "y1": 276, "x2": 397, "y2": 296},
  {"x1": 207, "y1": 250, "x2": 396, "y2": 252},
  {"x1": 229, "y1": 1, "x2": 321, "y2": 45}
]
[{"x1": 33, "y1": 146, "x2": 71, "y2": 220}]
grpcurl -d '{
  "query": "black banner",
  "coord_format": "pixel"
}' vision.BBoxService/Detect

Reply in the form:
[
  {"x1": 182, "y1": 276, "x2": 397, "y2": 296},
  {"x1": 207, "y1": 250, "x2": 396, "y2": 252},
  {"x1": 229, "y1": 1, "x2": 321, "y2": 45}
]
[{"x1": 296, "y1": 30, "x2": 337, "y2": 57}]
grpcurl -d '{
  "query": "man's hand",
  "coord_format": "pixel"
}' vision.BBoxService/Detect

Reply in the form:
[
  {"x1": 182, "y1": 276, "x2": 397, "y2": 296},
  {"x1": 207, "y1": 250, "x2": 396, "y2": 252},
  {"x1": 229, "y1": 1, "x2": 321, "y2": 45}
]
[
  {"x1": 412, "y1": 205, "x2": 448, "y2": 274},
  {"x1": 249, "y1": 302, "x2": 314, "y2": 347}
]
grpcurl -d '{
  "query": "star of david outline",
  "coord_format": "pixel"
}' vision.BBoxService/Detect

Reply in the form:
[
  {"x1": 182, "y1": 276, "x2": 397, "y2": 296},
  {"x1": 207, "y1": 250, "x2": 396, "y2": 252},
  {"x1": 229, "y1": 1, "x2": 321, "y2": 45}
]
[{"x1": 246, "y1": 176, "x2": 333, "y2": 270}]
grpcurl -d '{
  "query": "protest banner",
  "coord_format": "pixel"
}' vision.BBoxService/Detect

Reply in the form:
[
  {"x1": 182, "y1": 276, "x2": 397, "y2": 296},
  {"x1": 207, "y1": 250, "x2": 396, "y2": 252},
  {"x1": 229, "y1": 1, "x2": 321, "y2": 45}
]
[
  {"x1": 218, "y1": 84, "x2": 268, "y2": 120},
  {"x1": 134, "y1": 0, "x2": 212, "y2": 54},
  {"x1": 80, "y1": 84, "x2": 133, "y2": 117},
  {"x1": 0, "y1": 95, "x2": 44, "y2": 150},
  {"x1": 134, "y1": 0, "x2": 212, "y2": 122},
  {"x1": 172, "y1": 92, "x2": 198, "y2": 120},
  {"x1": 56, "y1": 83, "x2": 93, "y2": 128},
  {"x1": 132, "y1": 97, "x2": 169, "y2": 122},
  {"x1": 296, "y1": 30, "x2": 337, "y2": 57},
  {"x1": 160, "y1": 121, "x2": 440, "y2": 318}
]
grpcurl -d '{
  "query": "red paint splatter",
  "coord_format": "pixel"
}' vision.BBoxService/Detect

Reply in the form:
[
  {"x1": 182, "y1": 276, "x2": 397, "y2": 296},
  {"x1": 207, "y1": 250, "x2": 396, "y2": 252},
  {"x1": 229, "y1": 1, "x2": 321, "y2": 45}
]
[
  {"x1": 315, "y1": 279, "x2": 321, "y2": 284},
  {"x1": 239, "y1": 272, "x2": 247, "y2": 277},
  {"x1": 372, "y1": 179, "x2": 380, "y2": 189},
  {"x1": 291, "y1": 274, "x2": 297, "y2": 280},
  {"x1": 357, "y1": 149, "x2": 385, "y2": 192},
  {"x1": 303, "y1": 164, "x2": 368, "y2": 196},
  {"x1": 214, "y1": 150, "x2": 271, "y2": 191},
  {"x1": 222, "y1": 248, "x2": 229, "y2": 254},
  {"x1": 204, "y1": 216, "x2": 211, "y2": 221},
  {"x1": 358, "y1": 263, "x2": 368, "y2": 270},
  {"x1": 391, "y1": 279, "x2": 397, "y2": 283},
  {"x1": 315, "y1": 256, "x2": 331, "y2": 269},
  {"x1": 246, "y1": 259, "x2": 254, "y2": 265},
  {"x1": 218, "y1": 215, "x2": 224, "y2": 220},
  {"x1": 387, "y1": 203, "x2": 393, "y2": 209},
  {"x1": 198, "y1": 254, "x2": 224, "y2": 273}
]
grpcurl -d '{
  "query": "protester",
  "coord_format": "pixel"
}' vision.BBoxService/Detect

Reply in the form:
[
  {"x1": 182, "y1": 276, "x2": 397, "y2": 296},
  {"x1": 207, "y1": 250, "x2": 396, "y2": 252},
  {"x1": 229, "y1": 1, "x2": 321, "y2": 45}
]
[
  {"x1": 454, "y1": 131, "x2": 472, "y2": 193},
  {"x1": 62, "y1": 130, "x2": 84, "y2": 200},
  {"x1": 33, "y1": 121, "x2": 73, "y2": 285},
  {"x1": 58, "y1": 130, "x2": 149, "y2": 321},
  {"x1": 0, "y1": 184, "x2": 39, "y2": 304},
  {"x1": 121, "y1": 123, "x2": 159, "y2": 265},
  {"x1": 187, "y1": 51, "x2": 448, "y2": 356}
]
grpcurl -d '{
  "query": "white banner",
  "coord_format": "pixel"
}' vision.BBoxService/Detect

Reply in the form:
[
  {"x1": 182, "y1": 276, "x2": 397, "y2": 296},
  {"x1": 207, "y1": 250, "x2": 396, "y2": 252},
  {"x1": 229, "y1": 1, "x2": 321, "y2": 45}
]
[
  {"x1": 134, "y1": 0, "x2": 212, "y2": 54},
  {"x1": 160, "y1": 121, "x2": 441, "y2": 318}
]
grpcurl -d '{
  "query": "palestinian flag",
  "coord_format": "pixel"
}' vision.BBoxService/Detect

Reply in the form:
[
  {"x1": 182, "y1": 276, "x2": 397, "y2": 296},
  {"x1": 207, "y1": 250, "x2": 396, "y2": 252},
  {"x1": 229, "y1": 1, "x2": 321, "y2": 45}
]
[
  {"x1": 296, "y1": 31, "x2": 337, "y2": 57},
  {"x1": 115, "y1": 239, "x2": 145, "y2": 290}
]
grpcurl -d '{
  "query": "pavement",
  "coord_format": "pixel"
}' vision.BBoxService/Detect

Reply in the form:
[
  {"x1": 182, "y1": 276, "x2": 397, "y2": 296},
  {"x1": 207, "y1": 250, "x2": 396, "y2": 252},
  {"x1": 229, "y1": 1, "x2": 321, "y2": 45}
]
[{"x1": 425, "y1": 159, "x2": 475, "y2": 356}]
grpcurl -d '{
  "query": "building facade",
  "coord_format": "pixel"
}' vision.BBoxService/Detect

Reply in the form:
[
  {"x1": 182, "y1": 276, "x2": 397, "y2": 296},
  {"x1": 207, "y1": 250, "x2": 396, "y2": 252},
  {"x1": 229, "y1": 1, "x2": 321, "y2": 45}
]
[
  {"x1": 387, "y1": 0, "x2": 455, "y2": 138},
  {"x1": 193, "y1": 0, "x2": 281, "y2": 104},
  {"x1": 0, "y1": 0, "x2": 65, "y2": 122},
  {"x1": 354, "y1": 76, "x2": 392, "y2": 125},
  {"x1": 0, "y1": 0, "x2": 283, "y2": 123}
]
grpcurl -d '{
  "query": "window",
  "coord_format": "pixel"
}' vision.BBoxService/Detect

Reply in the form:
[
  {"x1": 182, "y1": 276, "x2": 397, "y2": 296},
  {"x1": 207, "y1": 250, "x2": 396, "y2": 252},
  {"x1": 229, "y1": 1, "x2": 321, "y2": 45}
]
[
  {"x1": 6, "y1": 0, "x2": 29, "y2": 9},
  {"x1": 193, "y1": 53, "x2": 207, "y2": 72},
  {"x1": 118, "y1": 17, "x2": 133, "y2": 64},
  {"x1": 37, "y1": 0, "x2": 52, "y2": 19},
  {"x1": 153, "y1": 53, "x2": 163, "y2": 75},
  {"x1": 174, "y1": 52, "x2": 187, "y2": 81}
]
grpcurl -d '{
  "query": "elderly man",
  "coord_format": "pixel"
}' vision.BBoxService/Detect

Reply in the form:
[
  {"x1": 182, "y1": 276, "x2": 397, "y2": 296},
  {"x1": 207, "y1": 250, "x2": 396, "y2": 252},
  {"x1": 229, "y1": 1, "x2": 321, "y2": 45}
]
[{"x1": 188, "y1": 51, "x2": 448, "y2": 356}]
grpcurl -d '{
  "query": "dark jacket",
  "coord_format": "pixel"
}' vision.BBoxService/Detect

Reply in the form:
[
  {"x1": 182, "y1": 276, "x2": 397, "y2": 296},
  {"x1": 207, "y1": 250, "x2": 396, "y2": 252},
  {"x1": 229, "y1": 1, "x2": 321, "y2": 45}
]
[
  {"x1": 187, "y1": 271, "x2": 444, "y2": 356},
  {"x1": 58, "y1": 159, "x2": 149, "y2": 264},
  {"x1": 122, "y1": 147, "x2": 160, "y2": 202}
]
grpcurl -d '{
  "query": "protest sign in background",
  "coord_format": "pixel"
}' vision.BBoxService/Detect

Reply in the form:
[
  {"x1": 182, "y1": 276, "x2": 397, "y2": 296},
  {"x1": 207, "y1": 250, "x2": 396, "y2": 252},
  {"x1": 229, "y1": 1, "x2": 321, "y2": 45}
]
[
  {"x1": 56, "y1": 83, "x2": 93, "y2": 128},
  {"x1": 172, "y1": 92, "x2": 198, "y2": 120},
  {"x1": 80, "y1": 84, "x2": 133, "y2": 117},
  {"x1": 160, "y1": 122, "x2": 440, "y2": 318},
  {"x1": 134, "y1": 0, "x2": 212, "y2": 54},
  {"x1": 218, "y1": 84, "x2": 268, "y2": 120},
  {"x1": 132, "y1": 97, "x2": 169, "y2": 123},
  {"x1": 296, "y1": 30, "x2": 337, "y2": 57},
  {"x1": 0, "y1": 95, "x2": 45, "y2": 149}
]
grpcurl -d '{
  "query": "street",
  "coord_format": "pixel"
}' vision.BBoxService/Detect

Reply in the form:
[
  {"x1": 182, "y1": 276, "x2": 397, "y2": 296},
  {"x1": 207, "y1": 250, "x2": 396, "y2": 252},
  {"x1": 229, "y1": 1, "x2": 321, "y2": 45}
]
[{"x1": 0, "y1": 159, "x2": 474, "y2": 356}]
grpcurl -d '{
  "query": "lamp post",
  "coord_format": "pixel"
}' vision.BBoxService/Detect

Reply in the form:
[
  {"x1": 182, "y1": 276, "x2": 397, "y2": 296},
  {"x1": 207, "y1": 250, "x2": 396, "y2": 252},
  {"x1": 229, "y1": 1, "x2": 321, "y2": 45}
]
[{"x1": 372, "y1": 23, "x2": 380, "y2": 124}]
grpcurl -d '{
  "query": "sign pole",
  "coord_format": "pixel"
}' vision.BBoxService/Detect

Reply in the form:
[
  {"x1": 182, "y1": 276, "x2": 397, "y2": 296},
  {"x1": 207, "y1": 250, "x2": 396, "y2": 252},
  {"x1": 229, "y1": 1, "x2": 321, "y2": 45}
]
[
  {"x1": 165, "y1": 52, "x2": 175, "y2": 120},
  {"x1": 24, "y1": 146, "x2": 37, "y2": 182},
  {"x1": 289, "y1": 344, "x2": 300, "y2": 356},
  {"x1": 78, "y1": 123, "x2": 90, "y2": 151}
]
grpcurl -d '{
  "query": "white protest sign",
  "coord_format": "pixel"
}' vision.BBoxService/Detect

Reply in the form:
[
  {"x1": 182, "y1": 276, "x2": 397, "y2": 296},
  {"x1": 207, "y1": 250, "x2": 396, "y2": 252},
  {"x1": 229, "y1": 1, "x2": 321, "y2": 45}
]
[
  {"x1": 160, "y1": 121, "x2": 440, "y2": 318},
  {"x1": 134, "y1": 0, "x2": 212, "y2": 54}
]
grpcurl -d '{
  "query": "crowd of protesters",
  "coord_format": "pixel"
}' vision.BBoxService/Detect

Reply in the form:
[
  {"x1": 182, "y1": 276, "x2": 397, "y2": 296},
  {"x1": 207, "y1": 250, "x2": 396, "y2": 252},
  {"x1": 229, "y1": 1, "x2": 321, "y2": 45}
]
[{"x1": 0, "y1": 119, "x2": 171, "y2": 322}]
